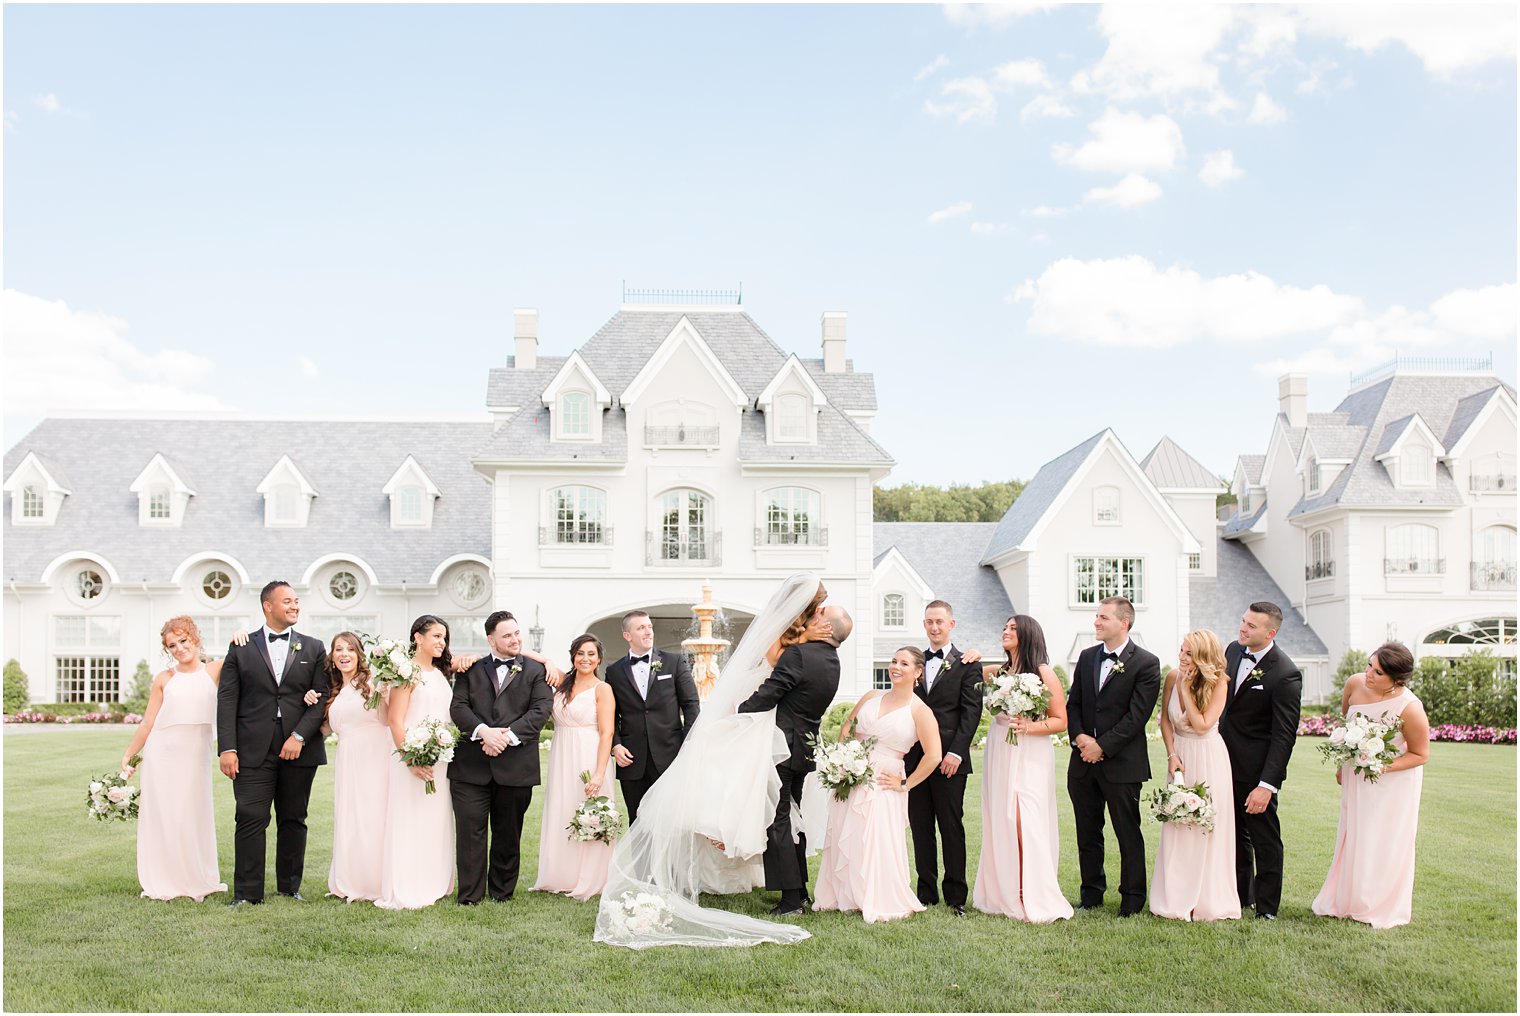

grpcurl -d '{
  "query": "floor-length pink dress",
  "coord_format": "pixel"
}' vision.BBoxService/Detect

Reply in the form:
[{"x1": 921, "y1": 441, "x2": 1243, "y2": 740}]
[
  {"x1": 1312, "y1": 689, "x2": 1424, "y2": 929},
  {"x1": 1150, "y1": 686, "x2": 1240, "y2": 921},
  {"x1": 375, "y1": 668, "x2": 455, "y2": 910},
  {"x1": 812, "y1": 696, "x2": 927, "y2": 923},
  {"x1": 137, "y1": 667, "x2": 227, "y2": 901},
  {"x1": 327, "y1": 682, "x2": 391, "y2": 902},
  {"x1": 972, "y1": 714, "x2": 1073, "y2": 923},
  {"x1": 531, "y1": 685, "x2": 615, "y2": 900}
]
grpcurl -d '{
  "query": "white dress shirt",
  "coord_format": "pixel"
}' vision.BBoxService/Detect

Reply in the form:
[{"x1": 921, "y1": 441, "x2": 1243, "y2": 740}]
[
  {"x1": 631, "y1": 653, "x2": 653, "y2": 699},
  {"x1": 1097, "y1": 640, "x2": 1130, "y2": 691}
]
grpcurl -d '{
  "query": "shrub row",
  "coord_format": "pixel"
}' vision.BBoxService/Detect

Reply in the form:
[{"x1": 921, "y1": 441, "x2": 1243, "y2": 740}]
[{"x1": 4, "y1": 711, "x2": 144, "y2": 725}]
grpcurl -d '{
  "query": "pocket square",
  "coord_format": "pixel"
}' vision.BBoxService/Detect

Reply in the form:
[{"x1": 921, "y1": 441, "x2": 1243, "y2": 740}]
[
  {"x1": 1249, "y1": 685, "x2": 1266, "y2": 691},
  {"x1": 656, "y1": 673, "x2": 673, "y2": 681}
]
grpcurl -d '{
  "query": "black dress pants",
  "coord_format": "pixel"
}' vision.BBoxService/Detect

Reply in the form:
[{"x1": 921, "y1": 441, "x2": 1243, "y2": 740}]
[
  {"x1": 908, "y1": 769, "x2": 969, "y2": 907},
  {"x1": 232, "y1": 731, "x2": 317, "y2": 901},
  {"x1": 1233, "y1": 780, "x2": 1285, "y2": 916},
  {"x1": 452, "y1": 780, "x2": 534, "y2": 904},
  {"x1": 1067, "y1": 761, "x2": 1146, "y2": 914},
  {"x1": 761, "y1": 764, "x2": 809, "y2": 894}
]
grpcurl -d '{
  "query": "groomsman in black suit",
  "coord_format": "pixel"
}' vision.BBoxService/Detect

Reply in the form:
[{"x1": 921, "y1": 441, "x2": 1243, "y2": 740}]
[
  {"x1": 1065, "y1": 595, "x2": 1161, "y2": 916},
  {"x1": 738, "y1": 605, "x2": 850, "y2": 915},
  {"x1": 607, "y1": 610, "x2": 700, "y2": 826},
  {"x1": 906, "y1": 599, "x2": 983, "y2": 917},
  {"x1": 450, "y1": 610, "x2": 554, "y2": 904},
  {"x1": 216, "y1": 580, "x2": 328, "y2": 905},
  {"x1": 1219, "y1": 600, "x2": 1303, "y2": 921}
]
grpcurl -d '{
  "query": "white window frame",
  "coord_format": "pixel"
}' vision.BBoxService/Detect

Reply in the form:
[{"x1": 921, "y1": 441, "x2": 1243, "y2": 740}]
[
  {"x1": 1071, "y1": 555, "x2": 1145, "y2": 607},
  {"x1": 882, "y1": 593, "x2": 906, "y2": 628},
  {"x1": 658, "y1": 489, "x2": 712, "y2": 562},
  {"x1": 53, "y1": 614, "x2": 122, "y2": 703},
  {"x1": 551, "y1": 485, "x2": 607, "y2": 545},
  {"x1": 1386, "y1": 523, "x2": 1440, "y2": 574},
  {"x1": 560, "y1": 391, "x2": 592, "y2": 439},
  {"x1": 396, "y1": 485, "x2": 424, "y2": 525},
  {"x1": 1399, "y1": 440, "x2": 1434, "y2": 488},
  {"x1": 763, "y1": 487, "x2": 822, "y2": 546},
  {"x1": 775, "y1": 393, "x2": 809, "y2": 443},
  {"x1": 1309, "y1": 529, "x2": 1334, "y2": 580},
  {"x1": 21, "y1": 484, "x2": 45, "y2": 519}
]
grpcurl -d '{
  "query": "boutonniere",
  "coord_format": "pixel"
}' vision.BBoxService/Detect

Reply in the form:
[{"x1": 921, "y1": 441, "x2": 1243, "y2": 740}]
[
  {"x1": 509, "y1": 662, "x2": 523, "y2": 678},
  {"x1": 1110, "y1": 660, "x2": 1125, "y2": 675},
  {"x1": 1249, "y1": 668, "x2": 1264, "y2": 683},
  {"x1": 292, "y1": 641, "x2": 303, "y2": 653},
  {"x1": 649, "y1": 657, "x2": 664, "y2": 676}
]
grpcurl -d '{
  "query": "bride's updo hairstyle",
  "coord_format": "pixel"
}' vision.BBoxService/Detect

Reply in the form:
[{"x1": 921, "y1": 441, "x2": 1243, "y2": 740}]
[{"x1": 779, "y1": 581, "x2": 828, "y2": 648}]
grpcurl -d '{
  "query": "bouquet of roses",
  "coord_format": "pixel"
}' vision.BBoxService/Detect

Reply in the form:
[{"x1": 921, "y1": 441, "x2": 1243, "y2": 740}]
[
  {"x1": 361, "y1": 633, "x2": 419, "y2": 709},
  {"x1": 86, "y1": 753, "x2": 142, "y2": 821},
  {"x1": 981, "y1": 669, "x2": 1051, "y2": 745},
  {"x1": 1319, "y1": 712, "x2": 1403, "y2": 782},
  {"x1": 808, "y1": 731, "x2": 877, "y2": 801},
  {"x1": 394, "y1": 719, "x2": 459, "y2": 794},
  {"x1": 606, "y1": 890, "x2": 674, "y2": 937},
  {"x1": 1145, "y1": 770, "x2": 1216, "y2": 833},
  {"x1": 567, "y1": 769, "x2": 621, "y2": 844}
]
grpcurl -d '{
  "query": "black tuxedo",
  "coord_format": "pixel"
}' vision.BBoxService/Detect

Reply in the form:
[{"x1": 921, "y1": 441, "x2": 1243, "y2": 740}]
[
  {"x1": 607, "y1": 649, "x2": 699, "y2": 825},
  {"x1": 216, "y1": 629, "x2": 328, "y2": 902},
  {"x1": 737, "y1": 640, "x2": 841, "y2": 897},
  {"x1": 1064, "y1": 639, "x2": 1161, "y2": 914},
  {"x1": 1219, "y1": 641, "x2": 1302, "y2": 917},
  {"x1": 904, "y1": 645, "x2": 981, "y2": 908},
  {"x1": 449, "y1": 655, "x2": 553, "y2": 903}
]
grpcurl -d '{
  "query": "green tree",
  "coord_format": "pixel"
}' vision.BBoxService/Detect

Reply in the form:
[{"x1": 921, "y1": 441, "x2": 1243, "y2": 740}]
[
  {"x1": 3, "y1": 659, "x2": 29, "y2": 713},
  {"x1": 873, "y1": 479, "x2": 1026, "y2": 522},
  {"x1": 1332, "y1": 648, "x2": 1369, "y2": 698},
  {"x1": 121, "y1": 660, "x2": 153, "y2": 714},
  {"x1": 1216, "y1": 475, "x2": 1237, "y2": 513}
]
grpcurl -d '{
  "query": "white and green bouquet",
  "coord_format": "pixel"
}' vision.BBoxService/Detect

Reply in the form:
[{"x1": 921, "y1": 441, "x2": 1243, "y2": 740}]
[
  {"x1": 605, "y1": 891, "x2": 674, "y2": 937},
  {"x1": 86, "y1": 754, "x2": 142, "y2": 821},
  {"x1": 1319, "y1": 712, "x2": 1403, "y2": 782},
  {"x1": 808, "y1": 732, "x2": 877, "y2": 801},
  {"x1": 568, "y1": 770, "x2": 621, "y2": 844},
  {"x1": 981, "y1": 669, "x2": 1051, "y2": 745},
  {"x1": 395, "y1": 719, "x2": 459, "y2": 794},
  {"x1": 1145, "y1": 771, "x2": 1216, "y2": 833},
  {"x1": 361, "y1": 633, "x2": 419, "y2": 709}
]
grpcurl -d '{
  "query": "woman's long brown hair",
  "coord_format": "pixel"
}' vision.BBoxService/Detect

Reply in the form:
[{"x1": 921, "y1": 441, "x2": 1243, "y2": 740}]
[{"x1": 325, "y1": 632, "x2": 373, "y2": 715}]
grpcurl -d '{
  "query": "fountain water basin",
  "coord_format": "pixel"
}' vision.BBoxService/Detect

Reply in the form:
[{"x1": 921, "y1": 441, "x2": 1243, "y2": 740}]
[{"x1": 681, "y1": 581, "x2": 731, "y2": 700}]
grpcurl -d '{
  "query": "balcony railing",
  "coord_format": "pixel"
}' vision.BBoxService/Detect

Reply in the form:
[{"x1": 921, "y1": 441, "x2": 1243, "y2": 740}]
[
  {"x1": 1306, "y1": 560, "x2": 1336, "y2": 581},
  {"x1": 1384, "y1": 557, "x2": 1444, "y2": 575},
  {"x1": 539, "y1": 525, "x2": 614, "y2": 546},
  {"x1": 1472, "y1": 561, "x2": 1517, "y2": 591},
  {"x1": 1470, "y1": 473, "x2": 1516, "y2": 493},
  {"x1": 755, "y1": 526, "x2": 828, "y2": 548},
  {"x1": 645, "y1": 424, "x2": 720, "y2": 447},
  {"x1": 646, "y1": 530, "x2": 722, "y2": 566}
]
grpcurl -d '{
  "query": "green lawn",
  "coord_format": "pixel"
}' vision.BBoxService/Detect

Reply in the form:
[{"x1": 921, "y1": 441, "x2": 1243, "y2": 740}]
[{"x1": 4, "y1": 728, "x2": 1514, "y2": 1012}]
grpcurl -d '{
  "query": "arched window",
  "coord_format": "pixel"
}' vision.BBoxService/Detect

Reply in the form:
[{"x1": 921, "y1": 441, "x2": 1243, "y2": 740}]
[
  {"x1": 1424, "y1": 617, "x2": 1515, "y2": 646},
  {"x1": 1308, "y1": 529, "x2": 1334, "y2": 580},
  {"x1": 882, "y1": 594, "x2": 906, "y2": 628},
  {"x1": 763, "y1": 487, "x2": 821, "y2": 546},
  {"x1": 20, "y1": 485, "x2": 43, "y2": 519},
  {"x1": 561, "y1": 392, "x2": 591, "y2": 437},
  {"x1": 552, "y1": 486, "x2": 606, "y2": 544},
  {"x1": 659, "y1": 489, "x2": 711, "y2": 562},
  {"x1": 1093, "y1": 486, "x2": 1120, "y2": 524},
  {"x1": 1385, "y1": 523, "x2": 1440, "y2": 574},
  {"x1": 1474, "y1": 526, "x2": 1517, "y2": 591},
  {"x1": 775, "y1": 393, "x2": 808, "y2": 441},
  {"x1": 329, "y1": 570, "x2": 360, "y2": 603}
]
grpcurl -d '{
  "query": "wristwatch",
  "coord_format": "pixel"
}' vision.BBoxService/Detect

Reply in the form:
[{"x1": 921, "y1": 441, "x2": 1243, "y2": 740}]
[{"x1": 291, "y1": 732, "x2": 305, "y2": 743}]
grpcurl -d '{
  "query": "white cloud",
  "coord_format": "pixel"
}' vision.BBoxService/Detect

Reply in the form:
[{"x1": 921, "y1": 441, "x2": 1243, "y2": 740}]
[
  {"x1": 928, "y1": 201, "x2": 974, "y2": 224},
  {"x1": 924, "y1": 76, "x2": 996, "y2": 124},
  {"x1": 993, "y1": 58, "x2": 1051, "y2": 90},
  {"x1": 1074, "y1": 3, "x2": 1236, "y2": 102},
  {"x1": 970, "y1": 221, "x2": 1014, "y2": 235},
  {"x1": 1428, "y1": 283, "x2": 1517, "y2": 340},
  {"x1": 1246, "y1": 92, "x2": 1288, "y2": 125},
  {"x1": 2, "y1": 290, "x2": 227, "y2": 415},
  {"x1": 1022, "y1": 204, "x2": 1067, "y2": 218},
  {"x1": 1052, "y1": 109, "x2": 1184, "y2": 175},
  {"x1": 1083, "y1": 174, "x2": 1163, "y2": 208},
  {"x1": 36, "y1": 93, "x2": 61, "y2": 114},
  {"x1": 1020, "y1": 94, "x2": 1076, "y2": 120},
  {"x1": 1295, "y1": 4, "x2": 1517, "y2": 77},
  {"x1": 298, "y1": 355, "x2": 320, "y2": 378},
  {"x1": 1199, "y1": 150, "x2": 1244, "y2": 188},
  {"x1": 914, "y1": 54, "x2": 950, "y2": 82},
  {"x1": 944, "y1": 2, "x2": 1061, "y2": 29}
]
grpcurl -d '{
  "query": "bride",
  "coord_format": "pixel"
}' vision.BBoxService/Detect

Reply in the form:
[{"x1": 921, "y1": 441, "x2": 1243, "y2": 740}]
[{"x1": 594, "y1": 572, "x2": 824, "y2": 948}]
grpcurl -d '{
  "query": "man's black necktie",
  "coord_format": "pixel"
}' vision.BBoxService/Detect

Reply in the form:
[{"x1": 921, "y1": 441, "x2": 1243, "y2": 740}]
[{"x1": 268, "y1": 632, "x2": 289, "y2": 642}]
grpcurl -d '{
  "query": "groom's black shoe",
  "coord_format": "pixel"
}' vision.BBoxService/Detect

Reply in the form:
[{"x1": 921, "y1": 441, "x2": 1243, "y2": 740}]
[
  {"x1": 228, "y1": 898, "x2": 262, "y2": 907},
  {"x1": 1255, "y1": 911, "x2": 1277, "y2": 921},
  {"x1": 950, "y1": 904, "x2": 966, "y2": 917},
  {"x1": 769, "y1": 904, "x2": 805, "y2": 916},
  {"x1": 278, "y1": 892, "x2": 304, "y2": 901}
]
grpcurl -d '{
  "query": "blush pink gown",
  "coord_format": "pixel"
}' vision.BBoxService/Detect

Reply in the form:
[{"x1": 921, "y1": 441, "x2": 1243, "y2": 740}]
[
  {"x1": 137, "y1": 667, "x2": 227, "y2": 901},
  {"x1": 1312, "y1": 689, "x2": 1424, "y2": 929},
  {"x1": 1149, "y1": 686, "x2": 1240, "y2": 921},
  {"x1": 375, "y1": 668, "x2": 455, "y2": 910},
  {"x1": 812, "y1": 696, "x2": 927, "y2": 923},
  {"x1": 972, "y1": 714, "x2": 1073, "y2": 923},
  {"x1": 531, "y1": 684, "x2": 615, "y2": 900},
  {"x1": 326, "y1": 682, "x2": 391, "y2": 902}
]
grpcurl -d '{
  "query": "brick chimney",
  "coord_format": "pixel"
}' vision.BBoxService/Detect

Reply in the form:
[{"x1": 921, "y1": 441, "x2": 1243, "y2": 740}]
[
  {"x1": 821, "y1": 312, "x2": 846, "y2": 374},
  {"x1": 514, "y1": 309, "x2": 538, "y2": 371},
  {"x1": 1278, "y1": 373, "x2": 1307, "y2": 428}
]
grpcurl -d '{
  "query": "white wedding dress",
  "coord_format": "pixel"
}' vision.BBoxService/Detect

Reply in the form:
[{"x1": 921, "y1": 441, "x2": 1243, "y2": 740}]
[{"x1": 594, "y1": 572, "x2": 818, "y2": 948}]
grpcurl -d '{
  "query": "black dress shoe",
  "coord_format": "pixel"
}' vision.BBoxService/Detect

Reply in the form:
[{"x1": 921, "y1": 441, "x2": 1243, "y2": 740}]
[
  {"x1": 768, "y1": 904, "x2": 805, "y2": 916},
  {"x1": 1117, "y1": 909, "x2": 1142, "y2": 918},
  {"x1": 1075, "y1": 902, "x2": 1103, "y2": 911},
  {"x1": 228, "y1": 898, "x2": 262, "y2": 907},
  {"x1": 1255, "y1": 911, "x2": 1276, "y2": 921},
  {"x1": 278, "y1": 892, "x2": 304, "y2": 901},
  {"x1": 950, "y1": 904, "x2": 966, "y2": 917}
]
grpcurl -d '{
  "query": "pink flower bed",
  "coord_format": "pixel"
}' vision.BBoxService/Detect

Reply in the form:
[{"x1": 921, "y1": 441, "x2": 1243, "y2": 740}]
[
  {"x1": 3, "y1": 712, "x2": 143, "y2": 725},
  {"x1": 1298, "y1": 714, "x2": 1515, "y2": 745}
]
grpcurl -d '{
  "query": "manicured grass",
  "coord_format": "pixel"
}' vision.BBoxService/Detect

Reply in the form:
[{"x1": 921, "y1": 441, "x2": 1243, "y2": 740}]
[{"x1": 3, "y1": 728, "x2": 1514, "y2": 1012}]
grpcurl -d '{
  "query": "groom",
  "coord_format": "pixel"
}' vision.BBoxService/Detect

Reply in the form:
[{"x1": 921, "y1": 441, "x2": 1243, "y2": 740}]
[
  {"x1": 738, "y1": 604, "x2": 851, "y2": 915},
  {"x1": 216, "y1": 580, "x2": 328, "y2": 905}
]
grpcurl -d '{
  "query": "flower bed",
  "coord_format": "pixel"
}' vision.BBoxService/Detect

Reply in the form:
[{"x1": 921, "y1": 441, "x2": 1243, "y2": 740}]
[
  {"x1": 4, "y1": 711, "x2": 143, "y2": 725},
  {"x1": 1298, "y1": 713, "x2": 1515, "y2": 745}
]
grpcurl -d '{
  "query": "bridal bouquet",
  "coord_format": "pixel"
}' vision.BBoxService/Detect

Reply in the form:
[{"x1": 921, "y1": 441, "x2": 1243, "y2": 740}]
[
  {"x1": 360, "y1": 634, "x2": 421, "y2": 709},
  {"x1": 808, "y1": 732, "x2": 877, "y2": 801},
  {"x1": 981, "y1": 669, "x2": 1051, "y2": 745},
  {"x1": 86, "y1": 755, "x2": 142, "y2": 821},
  {"x1": 1319, "y1": 712, "x2": 1403, "y2": 782},
  {"x1": 605, "y1": 890, "x2": 674, "y2": 937},
  {"x1": 567, "y1": 770, "x2": 621, "y2": 844},
  {"x1": 1145, "y1": 771, "x2": 1216, "y2": 833},
  {"x1": 394, "y1": 719, "x2": 458, "y2": 794}
]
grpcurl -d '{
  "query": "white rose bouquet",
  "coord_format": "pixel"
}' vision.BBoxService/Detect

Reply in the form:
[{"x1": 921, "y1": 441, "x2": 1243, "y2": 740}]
[
  {"x1": 86, "y1": 758, "x2": 141, "y2": 822},
  {"x1": 981, "y1": 669, "x2": 1052, "y2": 745},
  {"x1": 606, "y1": 891, "x2": 674, "y2": 937},
  {"x1": 567, "y1": 769, "x2": 622, "y2": 844},
  {"x1": 1145, "y1": 771, "x2": 1216, "y2": 833},
  {"x1": 360, "y1": 633, "x2": 419, "y2": 709},
  {"x1": 1319, "y1": 712, "x2": 1403, "y2": 782},
  {"x1": 394, "y1": 718, "x2": 459, "y2": 794},
  {"x1": 808, "y1": 731, "x2": 877, "y2": 801}
]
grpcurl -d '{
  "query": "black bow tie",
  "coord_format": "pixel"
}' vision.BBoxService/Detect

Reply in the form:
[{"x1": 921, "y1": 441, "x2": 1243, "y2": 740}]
[
  {"x1": 632, "y1": 654, "x2": 650, "y2": 665},
  {"x1": 925, "y1": 649, "x2": 944, "y2": 660},
  {"x1": 1101, "y1": 651, "x2": 1119, "y2": 663},
  {"x1": 1241, "y1": 652, "x2": 1258, "y2": 665},
  {"x1": 268, "y1": 632, "x2": 290, "y2": 642},
  {"x1": 492, "y1": 658, "x2": 513, "y2": 669}
]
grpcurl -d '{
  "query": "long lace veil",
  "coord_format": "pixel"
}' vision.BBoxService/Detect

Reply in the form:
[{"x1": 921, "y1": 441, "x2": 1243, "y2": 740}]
[{"x1": 593, "y1": 572, "x2": 820, "y2": 948}]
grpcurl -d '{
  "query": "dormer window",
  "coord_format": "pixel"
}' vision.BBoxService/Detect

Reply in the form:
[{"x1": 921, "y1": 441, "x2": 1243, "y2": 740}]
[
  {"x1": 129, "y1": 453, "x2": 195, "y2": 528},
  {"x1": 396, "y1": 485, "x2": 423, "y2": 524},
  {"x1": 1308, "y1": 458, "x2": 1322, "y2": 494},
  {"x1": 561, "y1": 392, "x2": 591, "y2": 437},
  {"x1": 257, "y1": 455, "x2": 317, "y2": 528},
  {"x1": 381, "y1": 455, "x2": 440, "y2": 529},
  {"x1": 148, "y1": 487, "x2": 172, "y2": 520},
  {"x1": 776, "y1": 394, "x2": 808, "y2": 442},
  {"x1": 758, "y1": 354, "x2": 827, "y2": 445},
  {"x1": 1399, "y1": 439, "x2": 1434, "y2": 487},
  {"x1": 21, "y1": 485, "x2": 43, "y2": 519},
  {"x1": 5, "y1": 452, "x2": 71, "y2": 526},
  {"x1": 542, "y1": 351, "x2": 611, "y2": 444},
  {"x1": 274, "y1": 484, "x2": 299, "y2": 522}
]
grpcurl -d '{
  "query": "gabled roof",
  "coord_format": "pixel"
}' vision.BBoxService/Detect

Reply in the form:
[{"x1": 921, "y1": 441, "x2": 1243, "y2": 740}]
[
  {"x1": 1373, "y1": 413, "x2": 1445, "y2": 459},
  {"x1": 802, "y1": 361, "x2": 877, "y2": 413},
  {"x1": 3, "y1": 450, "x2": 73, "y2": 494},
  {"x1": 620, "y1": 317, "x2": 748, "y2": 408},
  {"x1": 1141, "y1": 436, "x2": 1223, "y2": 492},
  {"x1": 486, "y1": 356, "x2": 568, "y2": 410},
  {"x1": 735, "y1": 406, "x2": 893, "y2": 468},
  {"x1": 873, "y1": 522, "x2": 1012, "y2": 661},
  {"x1": 758, "y1": 354, "x2": 829, "y2": 407},
  {"x1": 1190, "y1": 537, "x2": 1328, "y2": 659},
  {"x1": 1443, "y1": 385, "x2": 1511, "y2": 452},
  {"x1": 128, "y1": 452, "x2": 196, "y2": 496},
  {"x1": 381, "y1": 455, "x2": 441, "y2": 497},
  {"x1": 541, "y1": 350, "x2": 613, "y2": 407},
  {"x1": 1237, "y1": 454, "x2": 1266, "y2": 486},
  {"x1": 1299, "y1": 423, "x2": 1366, "y2": 463},
  {"x1": 578, "y1": 311, "x2": 791, "y2": 400},
  {"x1": 256, "y1": 454, "x2": 319, "y2": 496},
  {"x1": 471, "y1": 404, "x2": 629, "y2": 465}
]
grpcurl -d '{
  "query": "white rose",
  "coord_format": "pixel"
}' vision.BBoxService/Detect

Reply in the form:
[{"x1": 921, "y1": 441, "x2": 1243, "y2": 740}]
[
  {"x1": 89, "y1": 781, "x2": 104, "y2": 794},
  {"x1": 1328, "y1": 728, "x2": 1347, "y2": 746},
  {"x1": 1359, "y1": 736, "x2": 1385, "y2": 755},
  {"x1": 106, "y1": 786, "x2": 130, "y2": 804},
  {"x1": 436, "y1": 729, "x2": 455, "y2": 747},
  {"x1": 1183, "y1": 793, "x2": 1203, "y2": 810}
]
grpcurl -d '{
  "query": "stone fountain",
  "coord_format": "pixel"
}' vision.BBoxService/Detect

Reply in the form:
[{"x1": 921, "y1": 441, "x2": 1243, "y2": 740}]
[{"x1": 682, "y1": 581, "x2": 731, "y2": 700}]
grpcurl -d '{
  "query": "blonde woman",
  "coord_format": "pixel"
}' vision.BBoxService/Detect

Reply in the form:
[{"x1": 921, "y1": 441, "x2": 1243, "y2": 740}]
[{"x1": 1149, "y1": 629, "x2": 1239, "y2": 921}]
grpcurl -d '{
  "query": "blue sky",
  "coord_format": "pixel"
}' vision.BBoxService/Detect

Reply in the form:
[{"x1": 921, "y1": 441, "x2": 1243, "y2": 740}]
[{"x1": 4, "y1": 3, "x2": 1515, "y2": 485}]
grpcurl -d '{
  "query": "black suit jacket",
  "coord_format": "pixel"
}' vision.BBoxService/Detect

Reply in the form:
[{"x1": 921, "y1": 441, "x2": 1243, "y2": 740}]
[
  {"x1": 738, "y1": 641, "x2": 842, "y2": 773},
  {"x1": 1065, "y1": 640, "x2": 1161, "y2": 784},
  {"x1": 607, "y1": 649, "x2": 700, "y2": 782},
  {"x1": 216, "y1": 631, "x2": 328, "y2": 766},
  {"x1": 904, "y1": 645, "x2": 982, "y2": 775},
  {"x1": 1219, "y1": 642, "x2": 1303, "y2": 788},
  {"x1": 449, "y1": 656, "x2": 554, "y2": 787}
]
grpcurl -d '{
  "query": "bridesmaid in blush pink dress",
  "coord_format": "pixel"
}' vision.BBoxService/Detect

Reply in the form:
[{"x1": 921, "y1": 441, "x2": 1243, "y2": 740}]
[
  {"x1": 1150, "y1": 629, "x2": 1239, "y2": 922},
  {"x1": 121, "y1": 616, "x2": 227, "y2": 902},
  {"x1": 323, "y1": 632, "x2": 392, "y2": 902},
  {"x1": 532, "y1": 634, "x2": 617, "y2": 900},
  {"x1": 376, "y1": 616, "x2": 457, "y2": 910},
  {"x1": 813, "y1": 647, "x2": 942, "y2": 923},
  {"x1": 1313, "y1": 642, "x2": 1429, "y2": 929},
  {"x1": 972, "y1": 615, "x2": 1073, "y2": 923}
]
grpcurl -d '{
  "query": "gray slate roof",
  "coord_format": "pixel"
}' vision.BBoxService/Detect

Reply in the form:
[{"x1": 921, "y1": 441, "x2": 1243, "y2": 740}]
[
  {"x1": 485, "y1": 357, "x2": 569, "y2": 409},
  {"x1": 873, "y1": 522, "x2": 1014, "y2": 662},
  {"x1": 803, "y1": 360, "x2": 878, "y2": 412},
  {"x1": 1221, "y1": 499, "x2": 1268, "y2": 538},
  {"x1": 1305, "y1": 422, "x2": 1368, "y2": 460},
  {"x1": 1142, "y1": 436, "x2": 1223, "y2": 491},
  {"x1": 1190, "y1": 537, "x2": 1328, "y2": 659},
  {"x1": 981, "y1": 430, "x2": 1107, "y2": 564},
  {"x1": 3, "y1": 418, "x2": 493, "y2": 584},
  {"x1": 736, "y1": 406, "x2": 893, "y2": 466},
  {"x1": 472, "y1": 405, "x2": 630, "y2": 464},
  {"x1": 580, "y1": 311, "x2": 790, "y2": 399},
  {"x1": 1237, "y1": 454, "x2": 1265, "y2": 485},
  {"x1": 1444, "y1": 385, "x2": 1504, "y2": 448}
]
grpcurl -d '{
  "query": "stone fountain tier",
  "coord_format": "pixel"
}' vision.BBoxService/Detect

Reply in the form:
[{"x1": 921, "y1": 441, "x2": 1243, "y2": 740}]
[{"x1": 683, "y1": 581, "x2": 731, "y2": 700}]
